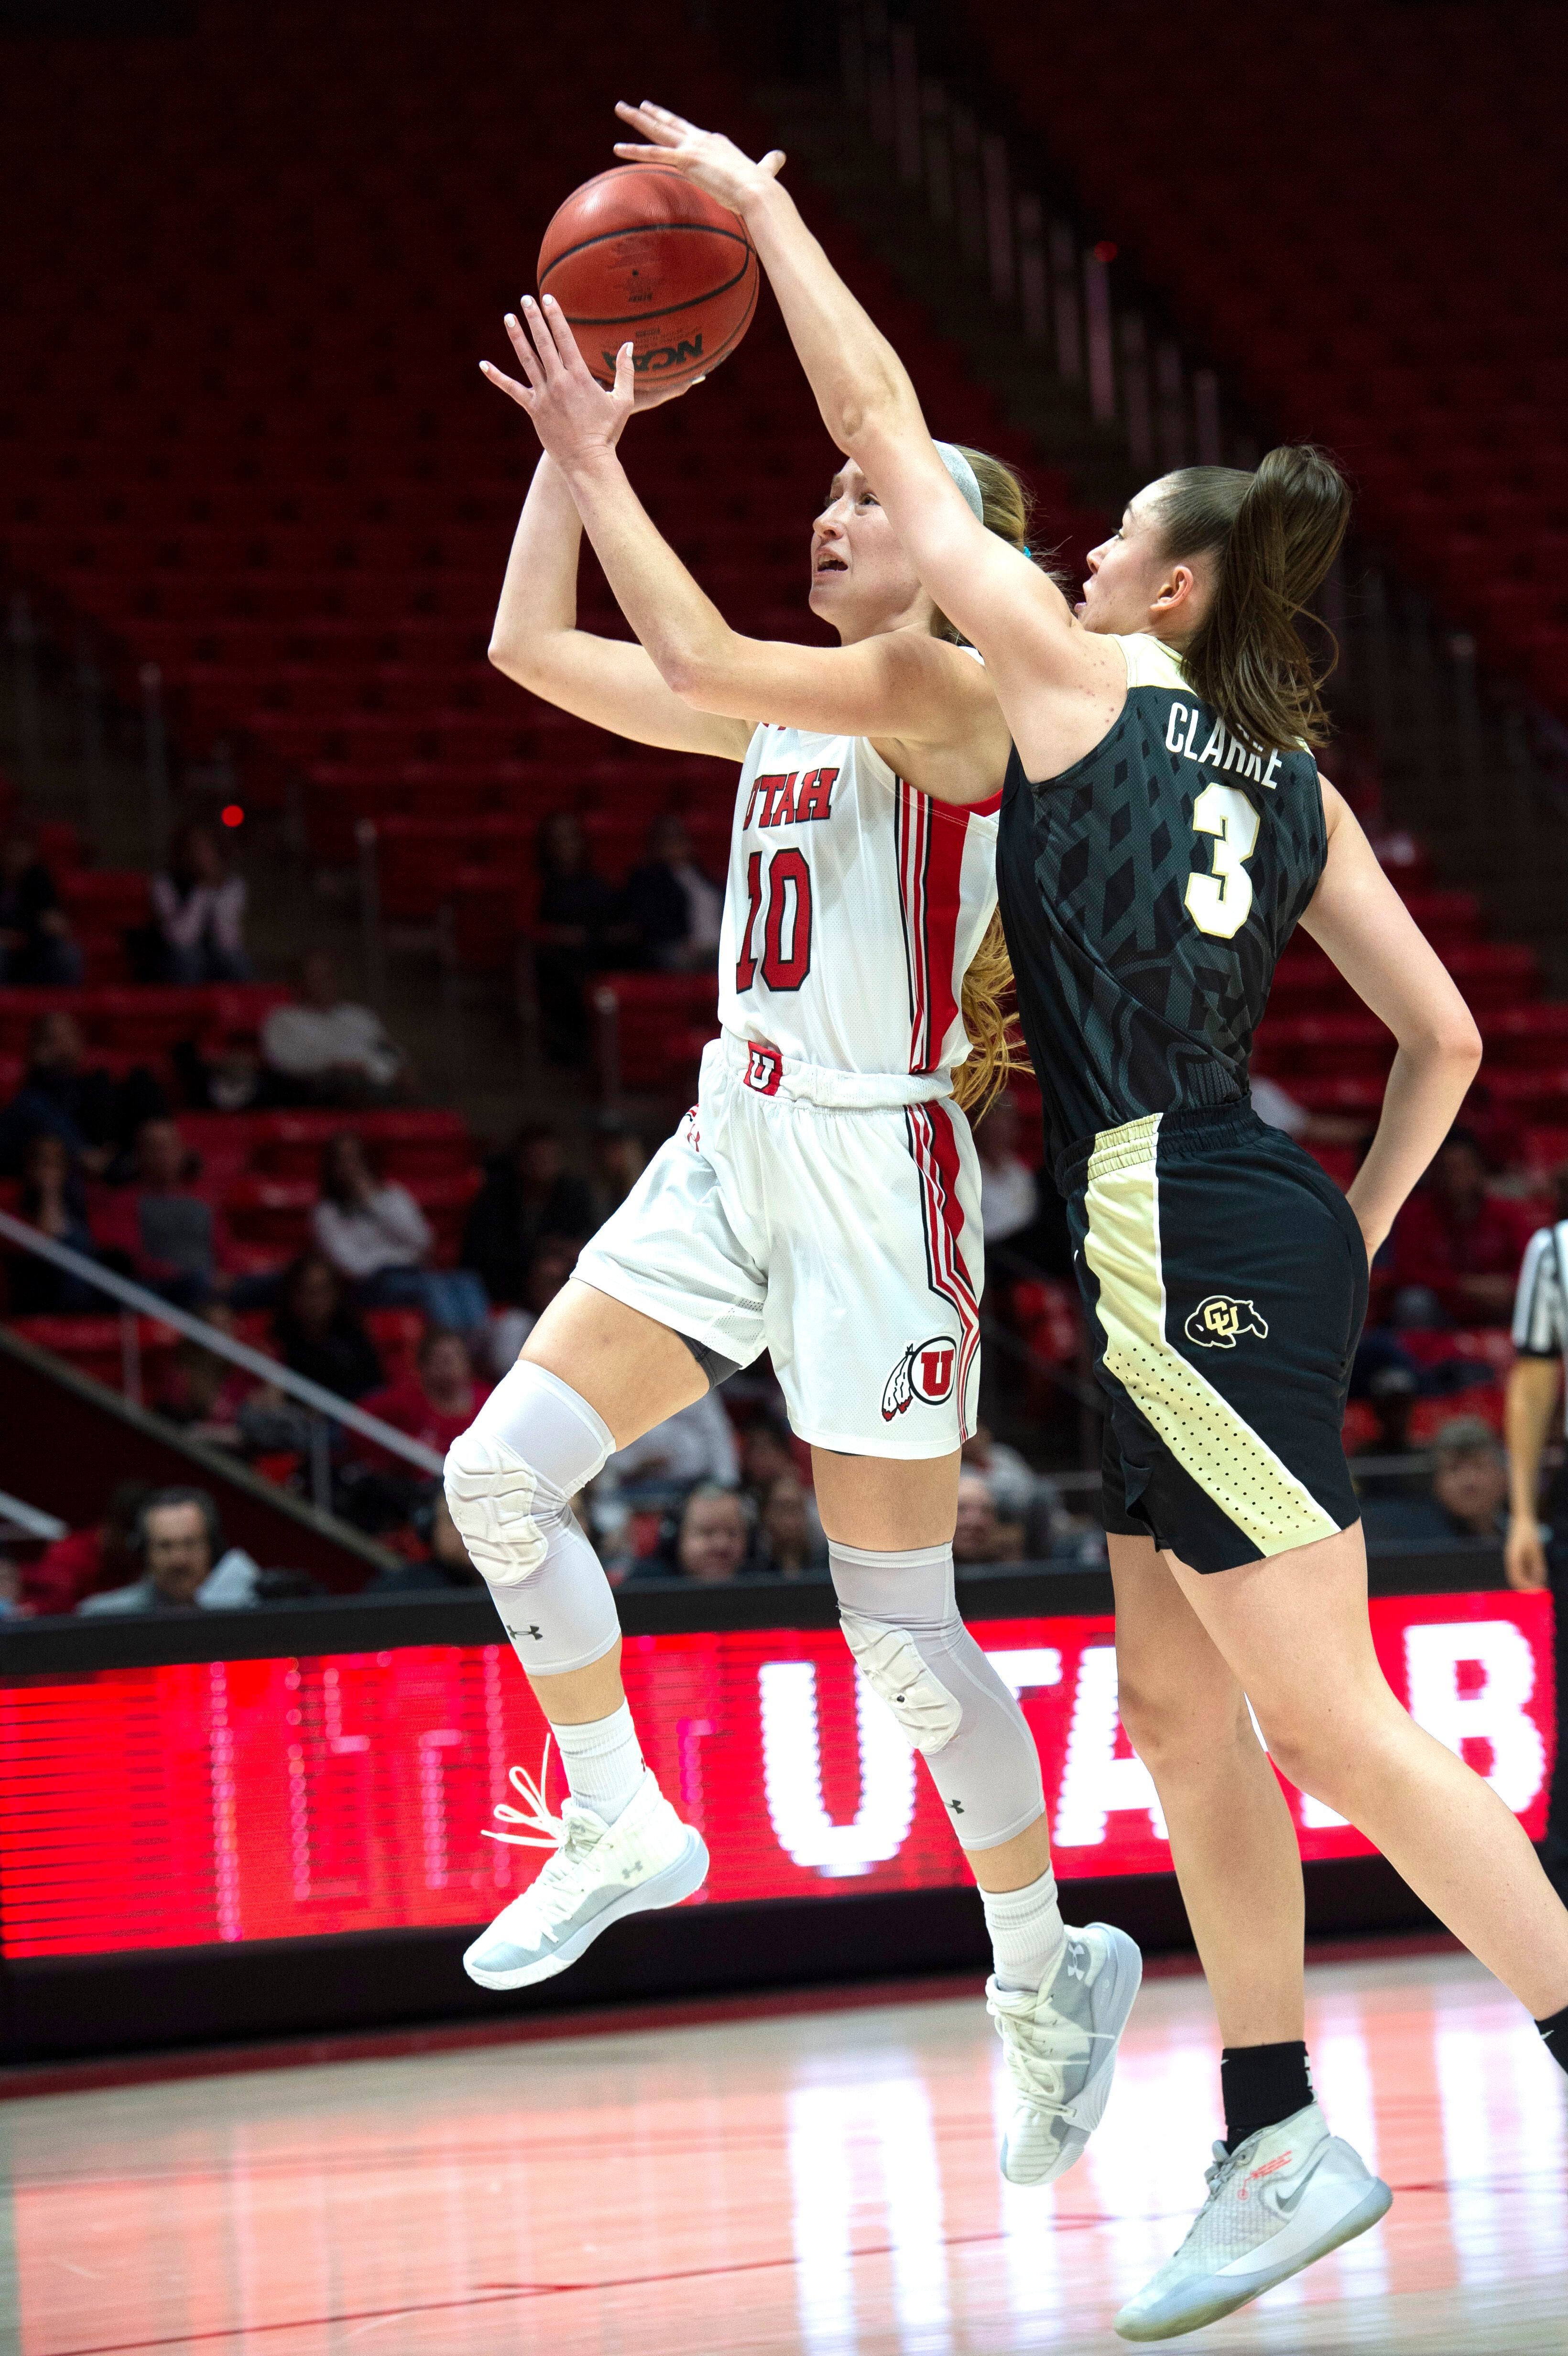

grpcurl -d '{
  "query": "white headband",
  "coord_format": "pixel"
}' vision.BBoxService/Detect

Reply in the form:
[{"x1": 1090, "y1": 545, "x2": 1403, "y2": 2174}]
[{"x1": 934, "y1": 440, "x2": 985, "y2": 522}]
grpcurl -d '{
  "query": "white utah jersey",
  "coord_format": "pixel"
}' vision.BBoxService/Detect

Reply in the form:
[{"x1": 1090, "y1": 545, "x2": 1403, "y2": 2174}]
[{"x1": 717, "y1": 721, "x2": 1001, "y2": 1080}]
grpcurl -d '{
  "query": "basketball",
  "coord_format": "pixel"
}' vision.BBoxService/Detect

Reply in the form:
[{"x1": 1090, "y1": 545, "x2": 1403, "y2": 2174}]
[{"x1": 537, "y1": 163, "x2": 758, "y2": 395}]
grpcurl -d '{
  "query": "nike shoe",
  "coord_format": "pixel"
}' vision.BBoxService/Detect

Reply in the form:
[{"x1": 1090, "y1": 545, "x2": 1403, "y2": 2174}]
[
  {"x1": 463, "y1": 1756, "x2": 709, "y2": 1991},
  {"x1": 988, "y1": 1920, "x2": 1143, "y2": 2186},
  {"x1": 1113, "y1": 2102, "x2": 1392, "y2": 2341}
]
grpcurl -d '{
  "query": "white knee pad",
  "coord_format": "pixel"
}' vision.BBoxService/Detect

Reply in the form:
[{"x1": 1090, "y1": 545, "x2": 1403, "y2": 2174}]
[
  {"x1": 444, "y1": 1424, "x2": 556, "y2": 1584},
  {"x1": 445, "y1": 1361, "x2": 623, "y2": 1677},
  {"x1": 831, "y1": 1539, "x2": 1045, "y2": 1852},
  {"x1": 840, "y1": 1610, "x2": 963, "y2": 1755},
  {"x1": 443, "y1": 1359, "x2": 612, "y2": 1589}
]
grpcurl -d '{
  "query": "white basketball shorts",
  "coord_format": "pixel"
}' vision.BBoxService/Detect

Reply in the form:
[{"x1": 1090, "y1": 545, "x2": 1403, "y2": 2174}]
[{"x1": 575, "y1": 1032, "x2": 984, "y2": 1458}]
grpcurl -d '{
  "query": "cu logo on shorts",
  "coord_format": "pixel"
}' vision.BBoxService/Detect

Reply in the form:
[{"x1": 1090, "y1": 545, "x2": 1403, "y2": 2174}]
[
  {"x1": 1184, "y1": 1294, "x2": 1269, "y2": 1349},
  {"x1": 744, "y1": 1041, "x2": 784, "y2": 1096},
  {"x1": 882, "y1": 1335, "x2": 958, "y2": 1419}
]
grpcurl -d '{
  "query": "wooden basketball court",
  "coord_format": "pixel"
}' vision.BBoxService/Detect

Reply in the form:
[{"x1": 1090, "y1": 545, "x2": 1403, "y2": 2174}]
[{"x1": 6, "y1": 1950, "x2": 1564, "y2": 2354}]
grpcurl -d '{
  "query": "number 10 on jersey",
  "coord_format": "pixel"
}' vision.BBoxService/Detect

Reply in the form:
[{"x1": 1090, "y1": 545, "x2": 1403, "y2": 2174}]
[{"x1": 736, "y1": 848, "x2": 814, "y2": 991}]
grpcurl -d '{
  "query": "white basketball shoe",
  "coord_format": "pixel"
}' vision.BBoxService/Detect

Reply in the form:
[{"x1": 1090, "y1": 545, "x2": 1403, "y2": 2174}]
[
  {"x1": 988, "y1": 1920, "x2": 1143, "y2": 2185},
  {"x1": 463, "y1": 1753, "x2": 709, "y2": 1991},
  {"x1": 1113, "y1": 2101, "x2": 1392, "y2": 2340}
]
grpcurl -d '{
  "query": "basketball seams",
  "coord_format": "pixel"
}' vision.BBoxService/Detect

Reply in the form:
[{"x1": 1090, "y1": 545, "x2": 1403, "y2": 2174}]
[
  {"x1": 543, "y1": 252, "x2": 758, "y2": 332},
  {"x1": 541, "y1": 218, "x2": 755, "y2": 278}
]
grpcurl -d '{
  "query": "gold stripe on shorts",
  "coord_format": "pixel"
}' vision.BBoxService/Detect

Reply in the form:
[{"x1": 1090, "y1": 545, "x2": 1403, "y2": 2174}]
[{"x1": 1083, "y1": 1113, "x2": 1338, "y2": 1558}]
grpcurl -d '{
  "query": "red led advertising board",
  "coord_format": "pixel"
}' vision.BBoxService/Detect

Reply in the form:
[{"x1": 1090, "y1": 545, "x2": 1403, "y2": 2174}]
[{"x1": 0, "y1": 1592, "x2": 1552, "y2": 1960}]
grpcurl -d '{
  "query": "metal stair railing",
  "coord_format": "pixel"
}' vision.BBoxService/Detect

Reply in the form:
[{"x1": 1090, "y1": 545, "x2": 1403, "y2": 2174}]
[{"x1": 0, "y1": 1207, "x2": 445, "y2": 1505}]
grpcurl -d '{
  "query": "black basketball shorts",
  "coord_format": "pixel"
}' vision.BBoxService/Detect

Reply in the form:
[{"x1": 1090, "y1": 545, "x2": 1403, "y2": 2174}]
[{"x1": 1061, "y1": 1101, "x2": 1368, "y2": 1574}]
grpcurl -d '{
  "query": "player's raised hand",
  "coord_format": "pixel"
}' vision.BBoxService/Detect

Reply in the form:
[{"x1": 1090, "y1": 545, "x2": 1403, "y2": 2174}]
[
  {"x1": 480, "y1": 299, "x2": 699, "y2": 442},
  {"x1": 479, "y1": 295, "x2": 637, "y2": 466},
  {"x1": 613, "y1": 100, "x2": 784, "y2": 215}
]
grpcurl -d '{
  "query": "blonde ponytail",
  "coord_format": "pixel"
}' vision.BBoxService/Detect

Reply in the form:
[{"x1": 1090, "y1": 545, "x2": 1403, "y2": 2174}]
[
  {"x1": 954, "y1": 907, "x2": 1026, "y2": 1117},
  {"x1": 931, "y1": 444, "x2": 1033, "y2": 1117}
]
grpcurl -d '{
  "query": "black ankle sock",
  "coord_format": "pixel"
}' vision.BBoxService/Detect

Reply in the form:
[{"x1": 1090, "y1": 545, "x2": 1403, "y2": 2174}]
[
  {"x1": 1535, "y1": 2003, "x2": 1568, "y2": 2077},
  {"x1": 1220, "y1": 2040, "x2": 1314, "y2": 2151}
]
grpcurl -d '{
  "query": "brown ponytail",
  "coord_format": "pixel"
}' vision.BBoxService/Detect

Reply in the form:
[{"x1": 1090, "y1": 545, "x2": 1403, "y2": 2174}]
[{"x1": 1156, "y1": 445, "x2": 1350, "y2": 754}]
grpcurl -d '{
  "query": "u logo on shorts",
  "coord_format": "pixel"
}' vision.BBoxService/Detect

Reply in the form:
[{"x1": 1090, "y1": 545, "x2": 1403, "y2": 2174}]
[{"x1": 744, "y1": 1041, "x2": 784, "y2": 1096}]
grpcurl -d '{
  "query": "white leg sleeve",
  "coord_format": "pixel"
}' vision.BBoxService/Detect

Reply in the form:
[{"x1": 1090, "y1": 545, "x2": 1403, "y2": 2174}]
[
  {"x1": 830, "y1": 1539, "x2": 1046, "y2": 1852},
  {"x1": 445, "y1": 1361, "x2": 622, "y2": 1678}
]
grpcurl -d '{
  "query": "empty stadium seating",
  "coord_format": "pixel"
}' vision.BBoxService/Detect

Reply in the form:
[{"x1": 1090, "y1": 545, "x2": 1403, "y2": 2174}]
[{"x1": 968, "y1": 0, "x2": 1568, "y2": 712}]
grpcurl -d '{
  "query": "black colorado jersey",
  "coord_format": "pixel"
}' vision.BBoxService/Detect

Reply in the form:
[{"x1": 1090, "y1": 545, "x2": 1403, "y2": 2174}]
[{"x1": 997, "y1": 633, "x2": 1327, "y2": 1173}]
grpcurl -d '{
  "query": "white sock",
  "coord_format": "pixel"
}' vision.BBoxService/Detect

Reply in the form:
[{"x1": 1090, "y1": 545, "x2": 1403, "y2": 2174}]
[
  {"x1": 552, "y1": 1702, "x2": 645, "y2": 1825},
  {"x1": 982, "y1": 1866, "x2": 1067, "y2": 1993}
]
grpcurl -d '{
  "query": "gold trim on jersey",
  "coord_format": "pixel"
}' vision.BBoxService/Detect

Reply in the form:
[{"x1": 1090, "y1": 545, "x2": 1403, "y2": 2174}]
[{"x1": 1083, "y1": 1113, "x2": 1340, "y2": 1558}]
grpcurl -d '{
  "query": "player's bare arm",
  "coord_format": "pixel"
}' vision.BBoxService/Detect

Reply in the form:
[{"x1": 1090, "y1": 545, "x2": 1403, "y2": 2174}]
[
  {"x1": 494, "y1": 294, "x2": 1008, "y2": 806},
  {"x1": 611, "y1": 101, "x2": 1126, "y2": 770},
  {"x1": 482, "y1": 323, "x2": 749, "y2": 759},
  {"x1": 1298, "y1": 778, "x2": 1481, "y2": 1257}
]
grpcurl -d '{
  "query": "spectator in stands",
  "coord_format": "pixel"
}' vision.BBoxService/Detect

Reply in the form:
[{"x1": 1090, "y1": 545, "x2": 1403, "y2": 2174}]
[
  {"x1": 484, "y1": 1234, "x2": 580, "y2": 1373},
  {"x1": 6, "y1": 1130, "x2": 100, "y2": 1314},
  {"x1": 461, "y1": 1120, "x2": 594, "y2": 1306},
  {"x1": 600, "y1": 1387, "x2": 740, "y2": 1494},
  {"x1": 738, "y1": 1414, "x2": 799, "y2": 1507},
  {"x1": 272, "y1": 1252, "x2": 383, "y2": 1403},
  {"x1": 621, "y1": 813, "x2": 725, "y2": 972},
  {"x1": 93, "y1": 1115, "x2": 235, "y2": 1307},
  {"x1": 260, "y1": 951, "x2": 407, "y2": 1106},
  {"x1": 667, "y1": 1483, "x2": 754, "y2": 1584},
  {"x1": 1250, "y1": 1073, "x2": 1372, "y2": 1148},
  {"x1": 974, "y1": 1091, "x2": 1071, "y2": 1276},
  {"x1": 0, "y1": 819, "x2": 81, "y2": 985},
  {"x1": 587, "y1": 1112, "x2": 646, "y2": 1223},
  {"x1": 952, "y1": 1468, "x2": 1026, "y2": 1567},
  {"x1": 313, "y1": 1131, "x2": 488, "y2": 1336},
  {"x1": 533, "y1": 810, "x2": 628, "y2": 1064},
  {"x1": 962, "y1": 1424, "x2": 1056, "y2": 1550},
  {"x1": 1361, "y1": 1416, "x2": 1510, "y2": 1545},
  {"x1": 356, "y1": 1327, "x2": 490, "y2": 1469},
  {"x1": 977, "y1": 1091, "x2": 1039, "y2": 1247},
  {"x1": 77, "y1": 1487, "x2": 258, "y2": 1613},
  {"x1": 0, "y1": 1009, "x2": 165, "y2": 1178},
  {"x1": 1386, "y1": 1127, "x2": 1534, "y2": 1326},
  {"x1": 149, "y1": 820, "x2": 251, "y2": 985},
  {"x1": 370, "y1": 1492, "x2": 484, "y2": 1592},
  {"x1": 755, "y1": 1471, "x2": 828, "y2": 1577},
  {"x1": 155, "y1": 1304, "x2": 255, "y2": 1447},
  {"x1": 24, "y1": 1477, "x2": 151, "y2": 1615}
]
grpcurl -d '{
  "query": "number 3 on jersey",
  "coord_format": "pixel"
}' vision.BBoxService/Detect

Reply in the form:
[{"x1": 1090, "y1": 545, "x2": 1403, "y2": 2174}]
[
  {"x1": 1185, "y1": 782, "x2": 1260, "y2": 941},
  {"x1": 736, "y1": 847, "x2": 814, "y2": 991}
]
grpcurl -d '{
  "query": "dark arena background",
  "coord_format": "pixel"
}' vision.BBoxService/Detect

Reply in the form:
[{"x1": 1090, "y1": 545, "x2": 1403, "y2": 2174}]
[{"x1": 0, "y1": 3, "x2": 1565, "y2": 2350}]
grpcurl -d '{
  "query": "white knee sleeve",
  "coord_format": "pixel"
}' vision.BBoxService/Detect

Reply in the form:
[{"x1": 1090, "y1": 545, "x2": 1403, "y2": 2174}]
[
  {"x1": 831, "y1": 1539, "x2": 1045, "y2": 1852},
  {"x1": 444, "y1": 1360, "x2": 612, "y2": 1585},
  {"x1": 445, "y1": 1362, "x2": 622, "y2": 1678}
]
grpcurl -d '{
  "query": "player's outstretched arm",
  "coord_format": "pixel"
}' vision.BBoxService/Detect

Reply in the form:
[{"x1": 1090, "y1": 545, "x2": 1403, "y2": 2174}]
[
  {"x1": 482, "y1": 327, "x2": 748, "y2": 758},
  {"x1": 497, "y1": 297, "x2": 1004, "y2": 794},
  {"x1": 1299, "y1": 781, "x2": 1482, "y2": 1258},
  {"x1": 611, "y1": 103, "x2": 1089, "y2": 699}
]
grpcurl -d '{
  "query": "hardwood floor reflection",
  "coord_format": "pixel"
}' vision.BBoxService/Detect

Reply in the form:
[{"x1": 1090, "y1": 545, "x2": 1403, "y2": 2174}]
[{"x1": 5, "y1": 1952, "x2": 1566, "y2": 2353}]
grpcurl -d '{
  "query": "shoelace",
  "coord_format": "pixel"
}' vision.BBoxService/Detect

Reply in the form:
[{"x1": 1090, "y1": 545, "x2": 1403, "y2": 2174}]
[
  {"x1": 480, "y1": 1741, "x2": 608, "y2": 1939},
  {"x1": 1168, "y1": 2143, "x2": 1244, "y2": 2256},
  {"x1": 992, "y1": 1943, "x2": 1113, "y2": 2116},
  {"x1": 482, "y1": 1740, "x2": 564, "y2": 1851}
]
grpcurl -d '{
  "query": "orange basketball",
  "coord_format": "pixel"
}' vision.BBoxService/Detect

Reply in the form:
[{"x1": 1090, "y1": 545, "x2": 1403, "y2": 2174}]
[{"x1": 537, "y1": 164, "x2": 758, "y2": 395}]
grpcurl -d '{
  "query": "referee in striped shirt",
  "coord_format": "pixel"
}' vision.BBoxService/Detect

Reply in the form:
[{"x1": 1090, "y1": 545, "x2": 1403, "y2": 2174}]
[{"x1": 1506, "y1": 1208, "x2": 1568, "y2": 1899}]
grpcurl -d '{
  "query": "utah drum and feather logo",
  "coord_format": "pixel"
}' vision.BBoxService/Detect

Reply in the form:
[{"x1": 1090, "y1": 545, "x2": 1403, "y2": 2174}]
[
  {"x1": 1184, "y1": 1295, "x2": 1269, "y2": 1349},
  {"x1": 882, "y1": 1336, "x2": 958, "y2": 1419}
]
